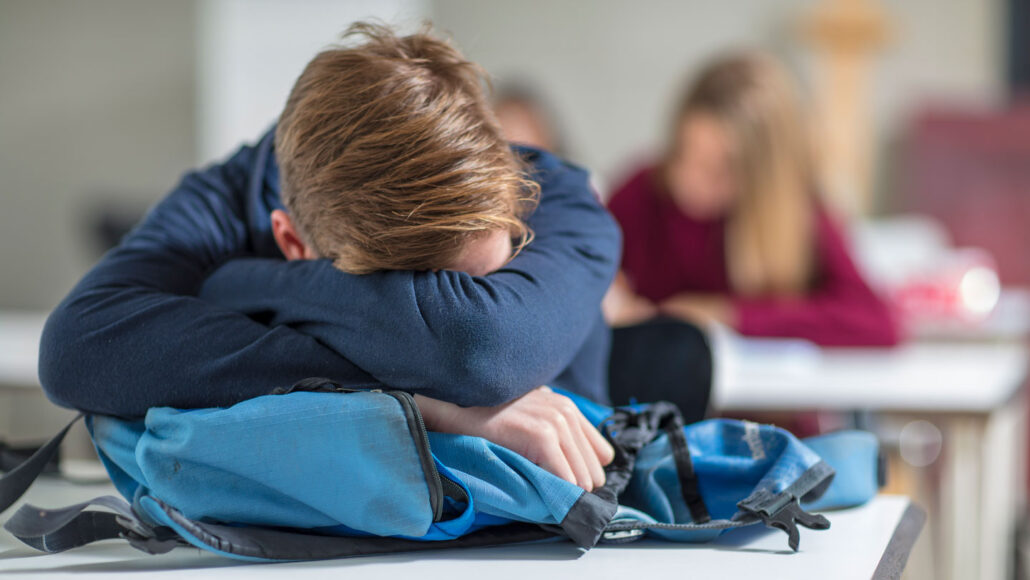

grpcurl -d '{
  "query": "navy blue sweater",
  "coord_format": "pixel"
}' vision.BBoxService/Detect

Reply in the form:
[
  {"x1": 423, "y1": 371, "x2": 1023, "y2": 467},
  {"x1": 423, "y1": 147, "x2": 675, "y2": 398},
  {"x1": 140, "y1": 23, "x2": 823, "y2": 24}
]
[{"x1": 39, "y1": 130, "x2": 620, "y2": 418}]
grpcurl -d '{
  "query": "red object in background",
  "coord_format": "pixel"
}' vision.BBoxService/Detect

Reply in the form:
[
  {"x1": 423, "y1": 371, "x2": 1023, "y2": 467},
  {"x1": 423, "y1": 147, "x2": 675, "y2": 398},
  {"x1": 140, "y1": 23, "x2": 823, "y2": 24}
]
[
  {"x1": 901, "y1": 102, "x2": 1030, "y2": 285},
  {"x1": 892, "y1": 248, "x2": 1001, "y2": 326}
]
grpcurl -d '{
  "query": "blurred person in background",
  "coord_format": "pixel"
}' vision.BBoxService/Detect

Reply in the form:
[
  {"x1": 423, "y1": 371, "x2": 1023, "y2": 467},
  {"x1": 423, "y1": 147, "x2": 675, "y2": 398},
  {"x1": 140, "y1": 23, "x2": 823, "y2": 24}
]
[
  {"x1": 602, "y1": 52, "x2": 899, "y2": 426},
  {"x1": 605, "y1": 52, "x2": 899, "y2": 348},
  {"x1": 493, "y1": 83, "x2": 566, "y2": 156}
]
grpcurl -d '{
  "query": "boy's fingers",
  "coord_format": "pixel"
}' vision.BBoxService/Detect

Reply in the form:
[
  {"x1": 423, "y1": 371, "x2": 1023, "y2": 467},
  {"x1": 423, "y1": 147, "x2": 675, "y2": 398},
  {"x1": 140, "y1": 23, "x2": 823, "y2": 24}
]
[
  {"x1": 533, "y1": 435, "x2": 578, "y2": 487},
  {"x1": 558, "y1": 404, "x2": 605, "y2": 490},
  {"x1": 572, "y1": 420, "x2": 607, "y2": 490},
  {"x1": 580, "y1": 413, "x2": 616, "y2": 466},
  {"x1": 555, "y1": 416, "x2": 594, "y2": 490}
]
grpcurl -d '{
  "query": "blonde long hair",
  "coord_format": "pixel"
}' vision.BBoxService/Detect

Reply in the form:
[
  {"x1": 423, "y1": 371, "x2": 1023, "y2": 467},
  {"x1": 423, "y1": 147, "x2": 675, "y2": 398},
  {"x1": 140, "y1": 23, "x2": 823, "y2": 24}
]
[{"x1": 666, "y1": 53, "x2": 816, "y2": 297}]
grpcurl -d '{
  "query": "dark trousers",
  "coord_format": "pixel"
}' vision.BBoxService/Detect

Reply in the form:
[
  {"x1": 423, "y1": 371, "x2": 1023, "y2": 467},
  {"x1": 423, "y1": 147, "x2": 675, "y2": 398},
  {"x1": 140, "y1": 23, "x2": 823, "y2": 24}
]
[{"x1": 607, "y1": 318, "x2": 713, "y2": 425}]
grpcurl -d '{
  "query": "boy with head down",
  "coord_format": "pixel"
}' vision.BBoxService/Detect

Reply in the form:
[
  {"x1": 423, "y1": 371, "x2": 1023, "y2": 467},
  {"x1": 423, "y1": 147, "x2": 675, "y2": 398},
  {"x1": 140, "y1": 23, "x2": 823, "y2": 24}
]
[{"x1": 42, "y1": 23, "x2": 619, "y2": 490}]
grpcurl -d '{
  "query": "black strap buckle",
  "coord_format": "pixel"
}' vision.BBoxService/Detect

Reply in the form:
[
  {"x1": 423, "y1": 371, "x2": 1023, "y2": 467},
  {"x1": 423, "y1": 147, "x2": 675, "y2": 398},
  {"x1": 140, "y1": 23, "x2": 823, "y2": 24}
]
[
  {"x1": 737, "y1": 491, "x2": 830, "y2": 552},
  {"x1": 118, "y1": 526, "x2": 181, "y2": 555}
]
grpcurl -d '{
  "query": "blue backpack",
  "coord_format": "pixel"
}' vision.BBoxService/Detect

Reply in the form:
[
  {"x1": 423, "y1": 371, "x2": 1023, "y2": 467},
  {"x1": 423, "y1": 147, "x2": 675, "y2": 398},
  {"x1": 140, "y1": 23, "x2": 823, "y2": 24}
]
[{"x1": 0, "y1": 379, "x2": 882, "y2": 560}]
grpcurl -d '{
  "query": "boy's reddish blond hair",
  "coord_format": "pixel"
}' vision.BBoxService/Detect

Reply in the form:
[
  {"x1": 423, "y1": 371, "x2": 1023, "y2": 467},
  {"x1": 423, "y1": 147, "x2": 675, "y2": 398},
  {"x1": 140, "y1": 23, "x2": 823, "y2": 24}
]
[{"x1": 275, "y1": 22, "x2": 538, "y2": 274}]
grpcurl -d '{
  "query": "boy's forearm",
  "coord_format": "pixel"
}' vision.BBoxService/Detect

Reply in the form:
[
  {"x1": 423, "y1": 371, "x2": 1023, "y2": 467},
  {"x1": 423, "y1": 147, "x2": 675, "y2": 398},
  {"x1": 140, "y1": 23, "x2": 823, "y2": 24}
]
[
  {"x1": 38, "y1": 139, "x2": 381, "y2": 417},
  {"x1": 40, "y1": 277, "x2": 379, "y2": 417},
  {"x1": 198, "y1": 258, "x2": 575, "y2": 406}
]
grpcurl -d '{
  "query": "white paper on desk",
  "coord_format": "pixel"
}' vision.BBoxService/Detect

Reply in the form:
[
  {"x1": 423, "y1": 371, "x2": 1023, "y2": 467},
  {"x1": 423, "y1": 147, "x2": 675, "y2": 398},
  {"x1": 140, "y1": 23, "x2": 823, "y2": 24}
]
[{"x1": 707, "y1": 323, "x2": 822, "y2": 388}]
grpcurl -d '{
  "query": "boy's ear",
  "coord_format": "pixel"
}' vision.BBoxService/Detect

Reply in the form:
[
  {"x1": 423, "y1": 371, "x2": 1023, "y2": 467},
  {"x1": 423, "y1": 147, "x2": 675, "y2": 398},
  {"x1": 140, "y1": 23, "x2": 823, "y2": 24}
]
[{"x1": 270, "y1": 209, "x2": 317, "y2": 261}]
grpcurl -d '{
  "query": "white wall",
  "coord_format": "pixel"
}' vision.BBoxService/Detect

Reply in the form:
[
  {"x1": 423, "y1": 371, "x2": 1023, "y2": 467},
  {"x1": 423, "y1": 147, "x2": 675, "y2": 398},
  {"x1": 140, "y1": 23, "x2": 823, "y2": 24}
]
[
  {"x1": 431, "y1": 0, "x2": 1006, "y2": 194},
  {"x1": 196, "y1": 0, "x2": 430, "y2": 164},
  {"x1": 0, "y1": 0, "x2": 197, "y2": 447},
  {"x1": 0, "y1": 0, "x2": 430, "y2": 308},
  {"x1": 0, "y1": 0, "x2": 195, "y2": 310}
]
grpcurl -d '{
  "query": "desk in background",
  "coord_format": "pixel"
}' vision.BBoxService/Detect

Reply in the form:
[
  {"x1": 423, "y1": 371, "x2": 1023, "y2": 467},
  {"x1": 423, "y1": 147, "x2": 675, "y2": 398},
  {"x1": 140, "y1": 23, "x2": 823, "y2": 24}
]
[
  {"x1": 711, "y1": 326, "x2": 1029, "y2": 580},
  {"x1": 0, "y1": 312, "x2": 80, "y2": 453},
  {"x1": 0, "y1": 310, "x2": 46, "y2": 389}
]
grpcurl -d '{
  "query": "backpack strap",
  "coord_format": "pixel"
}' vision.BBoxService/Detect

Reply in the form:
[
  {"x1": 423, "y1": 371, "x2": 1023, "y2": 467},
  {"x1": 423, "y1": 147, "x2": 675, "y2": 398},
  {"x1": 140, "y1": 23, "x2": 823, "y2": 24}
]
[
  {"x1": 0, "y1": 414, "x2": 183, "y2": 555},
  {"x1": 601, "y1": 460, "x2": 834, "y2": 551},
  {"x1": 139, "y1": 495, "x2": 557, "y2": 561},
  {"x1": 0, "y1": 414, "x2": 81, "y2": 515},
  {"x1": 598, "y1": 403, "x2": 834, "y2": 552},
  {"x1": 598, "y1": 401, "x2": 710, "y2": 524},
  {"x1": 3, "y1": 495, "x2": 182, "y2": 555},
  {"x1": 660, "y1": 412, "x2": 711, "y2": 524}
]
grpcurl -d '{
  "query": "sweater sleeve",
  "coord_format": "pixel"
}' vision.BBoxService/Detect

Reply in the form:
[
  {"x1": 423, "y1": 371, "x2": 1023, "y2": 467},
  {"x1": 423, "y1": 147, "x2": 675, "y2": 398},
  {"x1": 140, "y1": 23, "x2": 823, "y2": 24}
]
[
  {"x1": 198, "y1": 148, "x2": 621, "y2": 407},
  {"x1": 734, "y1": 209, "x2": 900, "y2": 347},
  {"x1": 38, "y1": 138, "x2": 380, "y2": 418}
]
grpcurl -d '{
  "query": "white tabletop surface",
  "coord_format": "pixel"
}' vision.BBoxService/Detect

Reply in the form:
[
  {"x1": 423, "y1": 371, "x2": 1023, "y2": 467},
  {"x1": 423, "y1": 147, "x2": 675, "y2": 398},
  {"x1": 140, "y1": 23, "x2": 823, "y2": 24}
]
[
  {"x1": 0, "y1": 311, "x2": 47, "y2": 388},
  {"x1": 0, "y1": 477, "x2": 918, "y2": 580},
  {"x1": 710, "y1": 326, "x2": 1029, "y2": 413}
]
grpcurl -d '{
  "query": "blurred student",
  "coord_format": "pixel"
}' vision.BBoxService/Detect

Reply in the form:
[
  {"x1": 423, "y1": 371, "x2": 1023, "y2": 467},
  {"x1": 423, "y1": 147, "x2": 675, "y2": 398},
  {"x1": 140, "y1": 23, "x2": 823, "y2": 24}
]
[
  {"x1": 493, "y1": 84, "x2": 565, "y2": 155},
  {"x1": 605, "y1": 52, "x2": 899, "y2": 348}
]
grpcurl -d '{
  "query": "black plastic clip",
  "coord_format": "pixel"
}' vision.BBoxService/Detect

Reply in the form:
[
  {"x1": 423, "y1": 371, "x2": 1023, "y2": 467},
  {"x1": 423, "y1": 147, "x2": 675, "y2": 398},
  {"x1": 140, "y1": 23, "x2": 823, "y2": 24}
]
[
  {"x1": 116, "y1": 516, "x2": 180, "y2": 555},
  {"x1": 737, "y1": 491, "x2": 830, "y2": 552}
]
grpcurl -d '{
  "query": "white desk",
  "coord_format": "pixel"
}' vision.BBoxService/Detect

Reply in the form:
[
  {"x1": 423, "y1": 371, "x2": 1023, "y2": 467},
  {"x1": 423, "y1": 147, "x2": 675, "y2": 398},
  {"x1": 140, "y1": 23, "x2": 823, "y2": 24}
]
[
  {"x1": 0, "y1": 477, "x2": 922, "y2": 580},
  {"x1": 0, "y1": 312, "x2": 81, "y2": 449},
  {"x1": 710, "y1": 327, "x2": 1029, "y2": 580},
  {"x1": 0, "y1": 313, "x2": 1010, "y2": 579},
  {"x1": 712, "y1": 332, "x2": 1029, "y2": 412},
  {"x1": 0, "y1": 311, "x2": 46, "y2": 388}
]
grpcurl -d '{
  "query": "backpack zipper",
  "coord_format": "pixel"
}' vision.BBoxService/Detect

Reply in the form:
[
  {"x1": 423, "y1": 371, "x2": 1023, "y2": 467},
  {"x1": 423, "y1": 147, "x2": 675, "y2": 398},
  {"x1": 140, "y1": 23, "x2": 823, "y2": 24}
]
[{"x1": 383, "y1": 390, "x2": 445, "y2": 522}]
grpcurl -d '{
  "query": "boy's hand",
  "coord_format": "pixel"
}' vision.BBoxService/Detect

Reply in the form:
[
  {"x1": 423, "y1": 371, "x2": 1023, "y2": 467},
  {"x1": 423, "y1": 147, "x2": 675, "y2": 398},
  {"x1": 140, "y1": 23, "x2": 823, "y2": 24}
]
[{"x1": 415, "y1": 386, "x2": 615, "y2": 491}]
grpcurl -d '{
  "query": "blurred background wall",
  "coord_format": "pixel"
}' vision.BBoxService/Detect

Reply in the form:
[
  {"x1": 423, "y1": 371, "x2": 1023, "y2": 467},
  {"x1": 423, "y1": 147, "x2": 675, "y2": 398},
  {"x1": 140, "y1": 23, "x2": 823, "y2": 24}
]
[
  {"x1": 196, "y1": 0, "x2": 428, "y2": 163},
  {"x1": 0, "y1": 0, "x2": 1012, "y2": 310},
  {"x1": 0, "y1": 1, "x2": 195, "y2": 310},
  {"x1": 435, "y1": 0, "x2": 1003, "y2": 199}
]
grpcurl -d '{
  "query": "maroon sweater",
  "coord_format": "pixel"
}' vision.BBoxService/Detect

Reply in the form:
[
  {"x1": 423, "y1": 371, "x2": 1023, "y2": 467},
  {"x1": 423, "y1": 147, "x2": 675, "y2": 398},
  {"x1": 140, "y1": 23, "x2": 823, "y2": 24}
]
[{"x1": 608, "y1": 167, "x2": 899, "y2": 347}]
